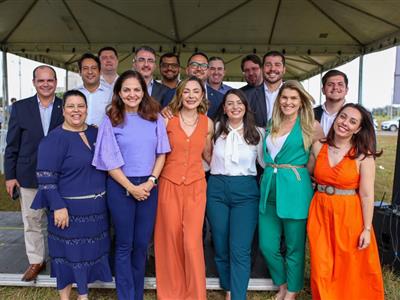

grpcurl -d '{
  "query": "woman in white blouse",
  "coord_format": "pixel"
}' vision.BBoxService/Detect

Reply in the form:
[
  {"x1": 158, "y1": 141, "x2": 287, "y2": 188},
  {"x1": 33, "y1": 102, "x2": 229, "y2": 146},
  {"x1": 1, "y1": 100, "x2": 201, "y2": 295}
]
[{"x1": 206, "y1": 89, "x2": 264, "y2": 300}]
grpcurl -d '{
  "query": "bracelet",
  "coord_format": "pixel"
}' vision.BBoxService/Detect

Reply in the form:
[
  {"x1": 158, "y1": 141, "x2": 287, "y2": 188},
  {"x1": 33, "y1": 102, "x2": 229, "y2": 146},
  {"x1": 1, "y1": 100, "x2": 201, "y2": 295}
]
[{"x1": 364, "y1": 226, "x2": 371, "y2": 231}]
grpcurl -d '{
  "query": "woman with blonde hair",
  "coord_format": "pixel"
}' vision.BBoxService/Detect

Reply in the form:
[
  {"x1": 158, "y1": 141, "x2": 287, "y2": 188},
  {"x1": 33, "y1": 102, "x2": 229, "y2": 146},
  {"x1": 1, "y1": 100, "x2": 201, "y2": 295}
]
[
  {"x1": 258, "y1": 80, "x2": 323, "y2": 300},
  {"x1": 154, "y1": 76, "x2": 214, "y2": 300}
]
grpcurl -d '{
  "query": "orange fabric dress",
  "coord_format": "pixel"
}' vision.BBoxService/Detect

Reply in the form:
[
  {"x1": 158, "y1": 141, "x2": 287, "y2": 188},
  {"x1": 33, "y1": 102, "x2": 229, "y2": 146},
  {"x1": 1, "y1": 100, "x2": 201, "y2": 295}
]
[
  {"x1": 154, "y1": 114, "x2": 208, "y2": 300},
  {"x1": 307, "y1": 144, "x2": 384, "y2": 300}
]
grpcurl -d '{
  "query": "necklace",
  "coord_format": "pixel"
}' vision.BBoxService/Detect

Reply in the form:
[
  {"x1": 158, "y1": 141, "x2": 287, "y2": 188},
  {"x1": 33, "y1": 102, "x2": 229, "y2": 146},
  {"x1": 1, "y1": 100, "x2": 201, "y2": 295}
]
[
  {"x1": 180, "y1": 111, "x2": 199, "y2": 127},
  {"x1": 329, "y1": 144, "x2": 349, "y2": 155}
]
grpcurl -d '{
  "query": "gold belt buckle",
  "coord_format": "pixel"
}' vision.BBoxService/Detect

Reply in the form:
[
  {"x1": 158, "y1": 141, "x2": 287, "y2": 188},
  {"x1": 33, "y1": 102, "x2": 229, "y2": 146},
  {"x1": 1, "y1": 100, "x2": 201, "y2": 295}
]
[{"x1": 324, "y1": 185, "x2": 335, "y2": 195}]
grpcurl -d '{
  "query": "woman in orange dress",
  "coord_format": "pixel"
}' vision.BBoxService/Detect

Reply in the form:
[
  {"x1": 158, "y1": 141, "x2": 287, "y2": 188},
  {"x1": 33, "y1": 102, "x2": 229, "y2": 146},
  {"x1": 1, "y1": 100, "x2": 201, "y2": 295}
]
[
  {"x1": 154, "y1": 76, "x2": 213, "y2": 300},
  {"x1": 307, "y1": 103, "x2": 384, "y2": 300}
]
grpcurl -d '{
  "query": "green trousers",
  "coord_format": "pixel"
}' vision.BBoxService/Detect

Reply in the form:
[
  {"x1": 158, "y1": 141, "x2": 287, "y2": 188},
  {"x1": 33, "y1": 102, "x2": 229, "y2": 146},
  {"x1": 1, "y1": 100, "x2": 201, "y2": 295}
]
[
  {"x1": 207, "y1": 175, "x2": 259, "y2": 300},
  {"x1": 259, "y1": 175, "x2": 306, "y2": 292}
]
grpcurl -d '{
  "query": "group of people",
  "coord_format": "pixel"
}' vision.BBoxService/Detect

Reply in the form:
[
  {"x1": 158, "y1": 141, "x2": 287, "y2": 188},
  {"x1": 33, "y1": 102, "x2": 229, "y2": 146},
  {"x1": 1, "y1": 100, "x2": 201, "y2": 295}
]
[{"x1": 3, "y1": 46, "x2": 385, "y2": 300}]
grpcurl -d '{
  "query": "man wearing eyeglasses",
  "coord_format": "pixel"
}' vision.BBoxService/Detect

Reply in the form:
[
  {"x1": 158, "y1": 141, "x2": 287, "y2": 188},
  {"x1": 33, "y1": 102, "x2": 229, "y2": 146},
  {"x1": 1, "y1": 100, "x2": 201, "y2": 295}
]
[
  {"x1": 132, "y1": 46, "x2": 171, "y2": 104},
  {"x1": 186, "y1": 52, "x2": 224, "y2": 119},
  {"x1": 160, "y1": 52, "x2": 180, "y2": 89}
]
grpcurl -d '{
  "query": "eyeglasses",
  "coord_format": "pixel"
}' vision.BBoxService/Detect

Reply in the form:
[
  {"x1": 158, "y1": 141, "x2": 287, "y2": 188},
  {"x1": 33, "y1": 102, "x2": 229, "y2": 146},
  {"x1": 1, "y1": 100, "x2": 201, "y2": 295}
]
[
  {"x1": 189, "y1": 62, "x2": 208, "y2": 70},
  {"x1": 160, "y1": 63, "x2": 180, "y2": 69},
  {"x1": 135, "y1": 57, "x2": 156, "y2": 64}
]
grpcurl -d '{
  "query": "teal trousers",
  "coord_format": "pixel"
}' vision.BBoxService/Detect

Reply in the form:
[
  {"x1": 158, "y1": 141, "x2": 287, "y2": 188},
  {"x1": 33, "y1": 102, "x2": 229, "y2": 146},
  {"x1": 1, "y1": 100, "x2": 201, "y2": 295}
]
[
  {"x1": 206, "y1": 175, "x2": 259, "y2": 300},
  {"x1": 259, "y1": 175, "x2": 306, "y2": 292}
]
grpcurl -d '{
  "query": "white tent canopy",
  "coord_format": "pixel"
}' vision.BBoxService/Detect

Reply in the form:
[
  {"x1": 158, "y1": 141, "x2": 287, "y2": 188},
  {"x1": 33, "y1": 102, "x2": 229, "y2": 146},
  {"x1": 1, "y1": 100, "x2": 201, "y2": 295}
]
[{"x1": 1, "y1": 0, "x2": 400, "y2": 81}]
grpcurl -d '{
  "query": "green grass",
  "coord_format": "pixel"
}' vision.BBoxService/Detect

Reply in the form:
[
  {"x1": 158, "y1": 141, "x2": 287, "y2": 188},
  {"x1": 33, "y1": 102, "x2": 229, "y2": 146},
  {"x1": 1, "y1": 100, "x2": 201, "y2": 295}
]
[{"x1": 0, "y1": 134, "x2": 399, "y2": 299}]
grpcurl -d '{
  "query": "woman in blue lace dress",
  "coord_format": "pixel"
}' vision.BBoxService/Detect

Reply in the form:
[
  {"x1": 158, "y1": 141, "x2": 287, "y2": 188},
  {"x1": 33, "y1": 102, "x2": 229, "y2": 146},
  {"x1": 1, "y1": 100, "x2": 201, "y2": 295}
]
[{"x1": 31, "y1": 90, "x2": 112, "y2": 300}]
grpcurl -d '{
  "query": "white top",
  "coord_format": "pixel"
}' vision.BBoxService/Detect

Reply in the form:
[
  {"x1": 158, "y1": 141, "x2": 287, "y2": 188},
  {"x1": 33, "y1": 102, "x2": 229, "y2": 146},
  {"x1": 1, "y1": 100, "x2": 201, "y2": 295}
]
[
  {"x1": 78, "y1": 82, "x2": 112, "y2": 127},
  {"x1": 320, "y1": 103, "x2": 339, "y2": 136},
  {"x1": 210, "y1": 123, "x2": 265, "y2": 176},
  {"x1": 266, "y1": 132, "x2": 290, "y2": 161},
  {"x1": 264, "y1": 82, "x2": 283, "y2": 121}
]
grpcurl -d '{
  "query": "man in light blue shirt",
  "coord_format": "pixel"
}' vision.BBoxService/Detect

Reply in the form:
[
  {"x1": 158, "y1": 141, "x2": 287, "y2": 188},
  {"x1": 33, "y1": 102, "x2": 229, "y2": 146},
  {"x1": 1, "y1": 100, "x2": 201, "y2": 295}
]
[{"x1": 77, "y1": 53, "x2": 112, "y2": 127}]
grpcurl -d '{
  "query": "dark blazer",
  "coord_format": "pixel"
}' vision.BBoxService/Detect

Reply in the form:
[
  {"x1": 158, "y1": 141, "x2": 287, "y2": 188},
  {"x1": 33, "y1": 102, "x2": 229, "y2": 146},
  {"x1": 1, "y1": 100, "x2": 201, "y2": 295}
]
[
  {"x1": 245, "y1": 84, "x2": 268, "y2": 128},
  {"x1": 4, "y1": 95, "x2": 64, "y2": 188},
  {"x1": 240, "y1": 83, "x2": 252, "y2": 92},
  {"x1": 314, "y1": 105, "x2": 323, "y2": 122},
  {"x1": 206, "y1": 86, "x2": 224, "y2": 120},
  {"x1": 152, "y1": 80, "x2": 172, "y2": 104},
  {"x1": 157, "y1": 84, "x2": 223, "y2": 120}
]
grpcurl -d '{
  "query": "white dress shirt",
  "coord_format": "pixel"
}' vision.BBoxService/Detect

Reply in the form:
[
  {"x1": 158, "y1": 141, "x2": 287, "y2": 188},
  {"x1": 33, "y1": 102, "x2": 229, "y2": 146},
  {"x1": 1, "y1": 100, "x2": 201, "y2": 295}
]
[
  {"x1": 210, "y1": 124, "x2": 265, "y2": 176},
  {"x1": 78, "y1": 82, "x2": 112, "y2": 127},
  {"x1": 264, "y1": 82, "x2": 283, "y2": 121},
  {"x1": 320, "y1": 103, "x2": 339, "y2": 136}
]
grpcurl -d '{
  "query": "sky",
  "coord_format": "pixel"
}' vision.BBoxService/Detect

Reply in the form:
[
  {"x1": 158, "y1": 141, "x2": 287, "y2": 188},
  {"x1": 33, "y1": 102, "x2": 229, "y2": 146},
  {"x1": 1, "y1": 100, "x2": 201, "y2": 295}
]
[{"x1": 0, "y1": 46, "x2": 397, "y2": 110}]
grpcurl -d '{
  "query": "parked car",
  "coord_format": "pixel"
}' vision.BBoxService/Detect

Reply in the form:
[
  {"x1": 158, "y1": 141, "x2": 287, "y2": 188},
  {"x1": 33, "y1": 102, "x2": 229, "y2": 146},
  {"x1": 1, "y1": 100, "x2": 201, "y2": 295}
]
[
  {"x1": 381, "y1": 117, "x2": 400, "y2": 131},
  {"x1": 373, "y1": 118, "x2": 378, "y2": 130}
]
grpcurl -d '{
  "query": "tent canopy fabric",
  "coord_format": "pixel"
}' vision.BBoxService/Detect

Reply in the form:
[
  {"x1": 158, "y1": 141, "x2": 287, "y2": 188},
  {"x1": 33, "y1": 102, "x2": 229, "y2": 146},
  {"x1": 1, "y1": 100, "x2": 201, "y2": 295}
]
[{"x1": 1, "y1": 0, "x2": 400, "y2": 81}]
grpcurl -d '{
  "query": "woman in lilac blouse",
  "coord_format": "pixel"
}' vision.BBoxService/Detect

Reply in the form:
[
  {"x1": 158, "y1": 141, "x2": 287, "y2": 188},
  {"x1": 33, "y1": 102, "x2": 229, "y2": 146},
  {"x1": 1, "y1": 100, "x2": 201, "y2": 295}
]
[{"x1": 92, "y1": 70, "x2": 170, "y2": 300}]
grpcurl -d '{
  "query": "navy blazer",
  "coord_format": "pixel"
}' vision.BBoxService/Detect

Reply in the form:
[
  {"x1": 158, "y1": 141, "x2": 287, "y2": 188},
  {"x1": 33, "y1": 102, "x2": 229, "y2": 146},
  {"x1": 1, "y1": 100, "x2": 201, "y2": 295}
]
[
  {"x1": 152, "y1": 80, "x2": 172, "y2": 105},
  {"x1": 245, "y1": 85, "x2": 268, "y2": 128},
  {"x1": 206, "y1": 86, "x2": 224, "y2": 120},
  {"x1": 4, "y1": 95, "x2": 64, "y2": 188},
  {"x1": 314, "y1": 105, "x2": 323, "y2": 122}
]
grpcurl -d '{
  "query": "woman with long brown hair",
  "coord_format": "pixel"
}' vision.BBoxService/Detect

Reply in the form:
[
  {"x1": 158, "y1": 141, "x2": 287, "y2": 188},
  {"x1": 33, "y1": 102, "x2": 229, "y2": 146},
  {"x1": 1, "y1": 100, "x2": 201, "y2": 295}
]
[
  {"x1": 207, "y1": 89, "x2": 264, "y2": 300},
  {"x1": 307, "y1": 103, "x2": 384, "y2": 299},
  {"x1": 93, "y1": 70, "x2": 170, "y2": 300}
]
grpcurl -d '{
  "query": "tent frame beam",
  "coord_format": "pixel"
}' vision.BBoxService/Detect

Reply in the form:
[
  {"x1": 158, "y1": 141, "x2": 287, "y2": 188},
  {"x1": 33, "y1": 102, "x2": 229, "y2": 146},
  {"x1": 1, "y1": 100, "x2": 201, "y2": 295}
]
[
  {"x1": 181, "y1": 0, "x2": 254, "y2": 42},
  {"x1": 307, "y1": 0, "x2": 363, "y2": 46},
  {"x1": 1, "y1": 0, "x2": 38, "y2": 44},
  {"x1": 267, "y1": 0, "x2": 282, "y2": 44},
  {"x1": 89, "y1": 0, "x2": 176, "y2": 43},
  {"x1": 62, "y1": 0, "x2": 90, "y2": 44}
]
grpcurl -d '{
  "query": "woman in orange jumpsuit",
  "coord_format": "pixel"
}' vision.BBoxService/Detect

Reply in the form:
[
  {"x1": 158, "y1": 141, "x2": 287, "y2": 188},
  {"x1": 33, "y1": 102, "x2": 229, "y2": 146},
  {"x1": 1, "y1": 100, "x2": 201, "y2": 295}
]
[
  {"x1": 307, "y1": 103, "x2": 384, "y2": 300},
  {"x1": 154, "y1": 76, "x2": 213, "y2": 300}
]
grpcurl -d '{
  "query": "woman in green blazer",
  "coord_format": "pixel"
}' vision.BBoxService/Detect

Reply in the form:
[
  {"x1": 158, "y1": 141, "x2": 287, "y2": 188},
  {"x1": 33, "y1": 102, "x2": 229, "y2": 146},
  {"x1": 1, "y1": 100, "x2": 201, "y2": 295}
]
[{"x1": 259, "y1": 80, "x2": 323, "y2": 300}]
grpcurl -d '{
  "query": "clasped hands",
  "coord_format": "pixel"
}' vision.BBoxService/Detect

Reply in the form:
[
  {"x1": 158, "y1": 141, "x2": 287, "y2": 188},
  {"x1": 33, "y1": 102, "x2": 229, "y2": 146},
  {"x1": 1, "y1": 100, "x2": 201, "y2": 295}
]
[{"x1": 127, "y1": 180, "x2": 155, "y2": 201}]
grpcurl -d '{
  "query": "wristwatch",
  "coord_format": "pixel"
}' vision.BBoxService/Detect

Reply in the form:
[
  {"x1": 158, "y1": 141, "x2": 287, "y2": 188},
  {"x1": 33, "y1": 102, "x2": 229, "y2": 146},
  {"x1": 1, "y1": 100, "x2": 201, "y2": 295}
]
[{"x1": 148, "y1": 175, "x2": 158, "y2": 185}]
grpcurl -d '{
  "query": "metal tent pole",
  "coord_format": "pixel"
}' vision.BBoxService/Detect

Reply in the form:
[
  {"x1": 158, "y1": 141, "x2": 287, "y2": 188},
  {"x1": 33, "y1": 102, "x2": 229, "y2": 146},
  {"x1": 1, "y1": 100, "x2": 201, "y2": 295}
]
[{"x1": 358, "y1": 55, "x2": 364, "y2": 105}]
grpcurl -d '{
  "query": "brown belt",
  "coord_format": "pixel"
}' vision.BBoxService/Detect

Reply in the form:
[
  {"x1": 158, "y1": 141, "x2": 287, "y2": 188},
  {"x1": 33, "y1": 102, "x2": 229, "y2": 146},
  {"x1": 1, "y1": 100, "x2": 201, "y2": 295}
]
[
  {"x1": 265, "y1": 163, "x2": 305, "y2": 181},
  {"x1": 316, "y1": 184, "x2": 357, "y2": 196}
]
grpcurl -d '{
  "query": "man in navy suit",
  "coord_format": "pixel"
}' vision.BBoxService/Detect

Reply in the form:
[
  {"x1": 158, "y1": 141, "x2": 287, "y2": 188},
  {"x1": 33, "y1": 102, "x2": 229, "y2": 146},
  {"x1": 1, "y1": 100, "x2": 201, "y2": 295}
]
[
  {"x1": 185, "y1": 52, "x2": 224, "y2": 119},
  {"x1": 4, "y1": 65, "x2": 64, "y2": 281},
  {"x1": 246, "y1": 51, "x2": 286, "y2": 128},
  {"x1": 132, "y1": 46, "x2": 172, "y2": 105},
  {"x1": 161, "y1": 52, "x2": 224, "y2": 120}
]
